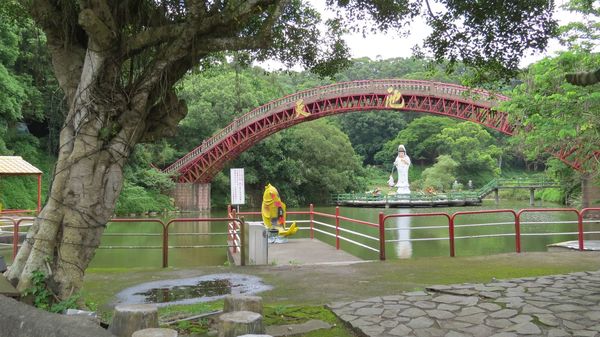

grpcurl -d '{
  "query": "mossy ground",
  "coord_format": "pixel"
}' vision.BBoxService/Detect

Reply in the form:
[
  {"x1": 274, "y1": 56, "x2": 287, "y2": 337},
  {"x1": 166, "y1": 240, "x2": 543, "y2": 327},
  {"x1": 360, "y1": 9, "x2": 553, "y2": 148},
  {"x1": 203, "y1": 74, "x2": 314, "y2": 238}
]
[
  {"x1": 263, "y1": 305, "x2": 357, "y2": 337},
  {"x1": 84, "y1": 251, "x2": 600, "y2": 336}
]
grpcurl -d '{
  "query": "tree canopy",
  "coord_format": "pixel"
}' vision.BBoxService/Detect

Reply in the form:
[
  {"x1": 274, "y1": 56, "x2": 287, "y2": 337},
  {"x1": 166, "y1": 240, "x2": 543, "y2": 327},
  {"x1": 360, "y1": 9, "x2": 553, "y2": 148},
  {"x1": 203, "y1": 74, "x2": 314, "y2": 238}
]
[{"x1": 504, "y1": 51, "x2": 600, "y2": 173}]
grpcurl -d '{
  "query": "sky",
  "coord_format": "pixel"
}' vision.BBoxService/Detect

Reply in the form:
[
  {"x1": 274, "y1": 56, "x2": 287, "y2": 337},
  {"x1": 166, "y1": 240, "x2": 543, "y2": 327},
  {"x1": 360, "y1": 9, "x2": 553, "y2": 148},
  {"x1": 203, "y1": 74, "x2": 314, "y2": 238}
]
[{"x1": 262, "y1": 0, "x2": 582, "y2": 71}]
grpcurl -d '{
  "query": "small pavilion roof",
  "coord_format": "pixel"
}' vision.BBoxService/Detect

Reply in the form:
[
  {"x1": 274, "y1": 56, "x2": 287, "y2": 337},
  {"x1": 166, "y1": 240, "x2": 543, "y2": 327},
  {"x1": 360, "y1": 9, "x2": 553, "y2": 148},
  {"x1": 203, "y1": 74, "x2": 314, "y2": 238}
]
[{"x1": 0, "y1": 156, "x2": 42, "y2": 175}]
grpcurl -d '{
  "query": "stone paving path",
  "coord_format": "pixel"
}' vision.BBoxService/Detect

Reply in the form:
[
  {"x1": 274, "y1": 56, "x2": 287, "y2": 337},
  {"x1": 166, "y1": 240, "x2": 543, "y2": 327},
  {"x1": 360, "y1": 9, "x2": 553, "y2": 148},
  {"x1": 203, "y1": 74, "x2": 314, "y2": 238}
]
[{"x1": 328, "y1": 271, "x2": 600, "y2": 337}]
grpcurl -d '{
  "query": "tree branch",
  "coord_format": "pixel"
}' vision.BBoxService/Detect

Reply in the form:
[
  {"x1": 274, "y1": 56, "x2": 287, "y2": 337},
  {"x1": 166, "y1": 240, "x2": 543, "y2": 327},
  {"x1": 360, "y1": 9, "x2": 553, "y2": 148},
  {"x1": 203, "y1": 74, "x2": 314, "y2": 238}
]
[
  {"x1": 142, "y1": 89, "x2": 188, "y2": 142},
  {"x1": 29, "y1": 0, "x2": 63, "y2": 36},
  {"x1": 78, "y1": 9, "x2": 116, "y2": 51},
  {"x1": 27, "y1": 0, "x2": 86, "y2": 107},
  {"x1": 566, "y1": 68, "x2": 600, "y2": 86},
  {"x1": 123, "y1": 23, "x2": 187, "y2": 56},
  {"x1": 188, "y1": 0, "x2": 207, "y2": 17},
  {"x1": 195, "y1": 35, "x2": 273, "y2": 53},
  {"x1": 117, "y1": 0, "x2": 285, "y2": 145},
  {"x1": 89, "y1": 0, "x2": 117, "y2": 32},
  {"x1": 424, "y1": 0, "x2": 438, "y2": 19},
  {"x1": 123, "y1": 0, "x2": 275, "y2": 56},
  {"x1": 258, "y1": 0, "x2": 287, "y2": 37}
]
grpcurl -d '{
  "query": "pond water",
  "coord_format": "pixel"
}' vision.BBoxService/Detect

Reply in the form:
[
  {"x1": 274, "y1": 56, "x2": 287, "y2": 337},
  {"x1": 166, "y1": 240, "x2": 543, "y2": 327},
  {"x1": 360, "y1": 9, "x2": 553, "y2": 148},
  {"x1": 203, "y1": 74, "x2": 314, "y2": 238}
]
[
  {"x1": 307, "y1": 200, "x2": 600, "y2": 261},
  {"x1": 1, "y1": 199, "x2": 598, "y2": 268}
]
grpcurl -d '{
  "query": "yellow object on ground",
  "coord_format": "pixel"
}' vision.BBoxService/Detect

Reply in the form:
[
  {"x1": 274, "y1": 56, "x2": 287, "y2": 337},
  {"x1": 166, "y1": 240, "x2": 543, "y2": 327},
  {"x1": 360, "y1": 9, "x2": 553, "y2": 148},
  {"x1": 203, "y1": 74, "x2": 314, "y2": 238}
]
[
  {"x1": 277, "y1": 222, "x2": 298, "y2": 237},
  {"x1": 261, "y1": 183, "x2": 298, "y2": 237}
]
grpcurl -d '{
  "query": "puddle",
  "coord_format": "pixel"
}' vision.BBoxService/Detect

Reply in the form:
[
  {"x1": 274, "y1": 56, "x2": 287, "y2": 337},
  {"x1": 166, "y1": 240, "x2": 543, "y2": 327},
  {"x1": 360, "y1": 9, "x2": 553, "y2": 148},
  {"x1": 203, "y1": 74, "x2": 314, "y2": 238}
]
[
  {"x1": 134, "y1": 279, "x2": 233, "y2": 303},
  {"x1": 115, "y1": 274, "x2": 272, "y2": 307}
]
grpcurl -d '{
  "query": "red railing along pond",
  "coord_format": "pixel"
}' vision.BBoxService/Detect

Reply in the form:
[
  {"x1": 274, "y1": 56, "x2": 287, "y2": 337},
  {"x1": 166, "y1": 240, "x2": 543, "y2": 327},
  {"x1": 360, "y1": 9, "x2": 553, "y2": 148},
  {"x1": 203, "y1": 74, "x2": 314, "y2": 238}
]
[{"x1": 1, "y1": 206, "x2": 599, "y2": 267}]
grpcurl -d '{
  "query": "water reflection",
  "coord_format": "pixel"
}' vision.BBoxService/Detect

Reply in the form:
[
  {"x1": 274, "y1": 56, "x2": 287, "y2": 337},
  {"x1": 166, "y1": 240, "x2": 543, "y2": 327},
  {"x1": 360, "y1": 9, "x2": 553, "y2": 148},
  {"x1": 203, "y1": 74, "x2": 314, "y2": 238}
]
[
  {"x1": 134, "y1": 279, "x2": 232, "y2": 303},
  {"x1": 116, "y1": 273, "x2": 271, "y2": 307},
  {"x1": 92, "y1": 213, "x2": 232, "y2": 268},
  {"x1": 394, "y1": 211, "x2": 412, "y2": 259}
]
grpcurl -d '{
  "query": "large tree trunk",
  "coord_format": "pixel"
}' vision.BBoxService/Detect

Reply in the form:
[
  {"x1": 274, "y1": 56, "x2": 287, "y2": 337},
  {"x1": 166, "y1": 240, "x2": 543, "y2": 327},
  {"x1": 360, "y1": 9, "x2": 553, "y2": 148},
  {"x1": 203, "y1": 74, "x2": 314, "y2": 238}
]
[
  {"x1": 5, "y1": 48, "x2": 135, "y2": 299},
  {"x1": 6, "y1": 152, "x2": 125, "y2": 297}
]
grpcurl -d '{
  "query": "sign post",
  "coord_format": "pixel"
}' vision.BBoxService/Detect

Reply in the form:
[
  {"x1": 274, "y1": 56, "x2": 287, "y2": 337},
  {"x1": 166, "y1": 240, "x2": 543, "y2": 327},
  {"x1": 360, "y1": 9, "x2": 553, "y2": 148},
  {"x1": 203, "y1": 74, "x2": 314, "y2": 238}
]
[{"x1": 230, "y1": 168, "x2": 245, "y2": 211}]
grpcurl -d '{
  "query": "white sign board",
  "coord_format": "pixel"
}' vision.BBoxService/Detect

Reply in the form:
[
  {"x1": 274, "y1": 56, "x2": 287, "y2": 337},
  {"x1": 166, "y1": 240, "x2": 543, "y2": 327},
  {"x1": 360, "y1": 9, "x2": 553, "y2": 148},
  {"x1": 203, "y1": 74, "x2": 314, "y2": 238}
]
[{"x1": 230, "y1": 168, "x2": 245, "y2": 205}]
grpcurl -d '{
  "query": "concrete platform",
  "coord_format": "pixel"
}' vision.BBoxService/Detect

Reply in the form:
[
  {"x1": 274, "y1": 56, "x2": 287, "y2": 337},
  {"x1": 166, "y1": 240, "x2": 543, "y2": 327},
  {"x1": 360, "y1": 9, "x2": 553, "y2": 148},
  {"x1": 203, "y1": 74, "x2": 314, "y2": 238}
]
[
  {"x1": 268, "y1": 238, "x2": 366, "y2": 266},
  {"x1": 547, "y1": 240, "x2": 600, "y2": 252}
]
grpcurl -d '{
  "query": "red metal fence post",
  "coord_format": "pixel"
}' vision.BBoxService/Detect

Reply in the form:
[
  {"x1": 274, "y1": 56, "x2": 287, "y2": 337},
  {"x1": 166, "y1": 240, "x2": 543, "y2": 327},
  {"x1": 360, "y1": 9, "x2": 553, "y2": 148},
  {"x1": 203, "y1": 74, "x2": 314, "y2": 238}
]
[
  {"x1": 310, "y1": 204, "x2": 314, "y2": 239},
  {"x1": 379, "y1": 212, "x2": 385, "y2": 261},
  {"x1": 515, "y1": 214, "x2": 521, "y2": 253},
  {"x1": 162, "y1": 222, "x2": 169, "y2": 268},
  {"x1": 240, "y1": 218, "x2": 246, "y2": 266},
  {"x1": 581, "y1": 208, "x2": 600, "y2": 250},
  {"x1": 335, "y1": 206, "x2": 340, "y2": 250},
  {"x1": 449, "y1": 215, "x2": 455, "y2": 257},
  {"x1": 578, "y1": 211, "x2": 584, "y2": 251}
]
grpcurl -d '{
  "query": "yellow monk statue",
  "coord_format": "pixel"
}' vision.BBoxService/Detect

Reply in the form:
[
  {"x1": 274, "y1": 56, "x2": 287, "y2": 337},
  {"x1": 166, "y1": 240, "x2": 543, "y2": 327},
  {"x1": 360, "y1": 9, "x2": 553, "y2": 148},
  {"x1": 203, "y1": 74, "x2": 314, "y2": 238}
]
[{"x1": 261, "y1": 183, "x2": 298, "y2": 238}]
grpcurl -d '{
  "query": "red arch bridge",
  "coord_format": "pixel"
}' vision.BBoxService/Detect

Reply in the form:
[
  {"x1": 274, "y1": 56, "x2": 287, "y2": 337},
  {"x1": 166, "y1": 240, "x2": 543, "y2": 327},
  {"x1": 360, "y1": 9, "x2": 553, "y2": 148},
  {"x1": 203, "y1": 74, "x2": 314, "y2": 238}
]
[{"x1": 162, "y1": 79, "x2": 598, "y2": 210}]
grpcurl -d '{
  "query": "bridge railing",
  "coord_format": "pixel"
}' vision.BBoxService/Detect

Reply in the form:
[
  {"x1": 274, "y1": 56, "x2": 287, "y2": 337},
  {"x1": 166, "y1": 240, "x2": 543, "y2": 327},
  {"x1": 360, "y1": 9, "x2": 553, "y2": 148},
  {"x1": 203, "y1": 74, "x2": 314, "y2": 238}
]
[
  {"x1": 333, "y1": 177, "x2": 560, "y2": 205},
  {"x1": 496, "y1": 178, "x2": 560, "y2": 188},
  {"x1": 164, "y1": 79, "x2": 509, "y2": 174},
  {"x1": 332, "y1": 191, "x2": 481, "y2": 204},
  {"x1": 477, "y1": 178, "x2": 498, "y2": 197}
]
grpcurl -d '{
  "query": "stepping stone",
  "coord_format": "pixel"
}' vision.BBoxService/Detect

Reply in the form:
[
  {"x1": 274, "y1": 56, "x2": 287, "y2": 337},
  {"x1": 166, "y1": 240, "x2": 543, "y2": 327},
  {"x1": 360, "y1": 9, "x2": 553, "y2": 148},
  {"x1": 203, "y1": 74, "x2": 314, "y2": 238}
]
[
  {"x1": 109, "y1": 304, "x2": 159, "y2": 337},
  {"x1": 219, "y1": 311, "x2": 264, "y2": 337},
  {"x1": 223, "y1": 295, "x2": 263, "y2": 314}
]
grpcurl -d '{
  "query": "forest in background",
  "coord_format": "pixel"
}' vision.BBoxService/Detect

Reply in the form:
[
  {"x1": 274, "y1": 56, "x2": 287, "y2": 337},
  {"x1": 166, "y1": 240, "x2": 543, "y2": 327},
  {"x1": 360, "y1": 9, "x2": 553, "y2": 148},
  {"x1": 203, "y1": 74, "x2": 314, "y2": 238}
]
[{"x1": 0, "y1": 11, "x2": 598, "y2": 213}]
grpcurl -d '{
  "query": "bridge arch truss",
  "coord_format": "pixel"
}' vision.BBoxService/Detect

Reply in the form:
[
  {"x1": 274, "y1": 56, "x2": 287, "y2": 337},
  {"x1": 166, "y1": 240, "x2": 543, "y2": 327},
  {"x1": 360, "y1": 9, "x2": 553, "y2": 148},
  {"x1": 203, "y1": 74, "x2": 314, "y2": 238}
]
[{"x1": 163, "y1": 79, "x2": 581, "y2": 183}]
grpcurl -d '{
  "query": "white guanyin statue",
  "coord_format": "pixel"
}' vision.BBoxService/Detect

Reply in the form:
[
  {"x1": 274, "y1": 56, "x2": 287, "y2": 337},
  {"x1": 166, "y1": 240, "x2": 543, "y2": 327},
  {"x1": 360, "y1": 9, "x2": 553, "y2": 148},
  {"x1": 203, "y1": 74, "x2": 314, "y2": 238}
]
[{"x1": 393, "y1": 144, "x2": 411, "y2": 194}]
